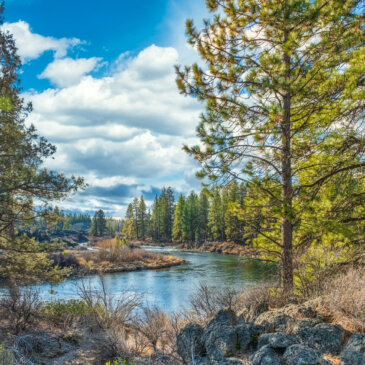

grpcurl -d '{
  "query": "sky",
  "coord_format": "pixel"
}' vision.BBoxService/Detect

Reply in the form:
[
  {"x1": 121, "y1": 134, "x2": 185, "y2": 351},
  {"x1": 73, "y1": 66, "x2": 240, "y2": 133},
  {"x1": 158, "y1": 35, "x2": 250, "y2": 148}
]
[{"x1": 3, "y1": 0, "x2": 210, "y2": 217}]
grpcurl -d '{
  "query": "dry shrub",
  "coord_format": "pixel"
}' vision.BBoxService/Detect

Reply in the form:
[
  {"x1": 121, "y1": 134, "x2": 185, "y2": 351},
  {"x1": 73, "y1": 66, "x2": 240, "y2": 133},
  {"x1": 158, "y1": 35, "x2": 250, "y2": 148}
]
[
  {"x1": 187, "y1": 282, "x2": 239, "y2": 324},
  {"x1": 234, "y1": 284, "x2": 273, "y2": 321},
  {"x1": 49, "y1": 252, "x2": 80, "y2": 269},
  {"x1": 85, "y1": 239, "x2": 161, "y2": 266},
  {"x1": 0, "y1": 287, "x2": 40, "y2": 334},
  {"x1": 77, "y1": 277, "x2": 141, "y2": 330},
  {"x1": 321, "y1": 267, "x2": 365, "y2": 332},
  {"x1": 136, "y1": 307, "x2": 169, "y2": 356}
]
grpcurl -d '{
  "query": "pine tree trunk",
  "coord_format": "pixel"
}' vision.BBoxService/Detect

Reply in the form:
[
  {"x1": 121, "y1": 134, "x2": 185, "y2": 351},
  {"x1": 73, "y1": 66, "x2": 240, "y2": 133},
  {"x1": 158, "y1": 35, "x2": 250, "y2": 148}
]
[{"x1": 281, "y1": 85, "x2": 294, "y2": 297}]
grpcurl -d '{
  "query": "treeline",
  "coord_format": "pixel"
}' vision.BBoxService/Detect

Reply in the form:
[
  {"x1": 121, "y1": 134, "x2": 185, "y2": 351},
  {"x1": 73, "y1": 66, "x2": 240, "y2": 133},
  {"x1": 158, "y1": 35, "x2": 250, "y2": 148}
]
[{"x1": 122, "y1": 182, "x2": 249, "y2": 244}]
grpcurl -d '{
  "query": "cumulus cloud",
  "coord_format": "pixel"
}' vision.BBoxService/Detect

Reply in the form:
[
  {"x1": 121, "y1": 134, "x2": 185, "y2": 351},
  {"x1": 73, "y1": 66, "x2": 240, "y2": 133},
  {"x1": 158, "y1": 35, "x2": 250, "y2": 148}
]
[
  {"x1": 26, "y1": 45, "x2": 201, "y2": 136},
  {"x1": 1, "y1": 21, "x2": 81, "y2": 61},
  {"x1": 23, "y1": 44, "x2": 203, "y2": 216},
  {"x1": 38, "y1": 57, "x2": 103, "y2": 87}
]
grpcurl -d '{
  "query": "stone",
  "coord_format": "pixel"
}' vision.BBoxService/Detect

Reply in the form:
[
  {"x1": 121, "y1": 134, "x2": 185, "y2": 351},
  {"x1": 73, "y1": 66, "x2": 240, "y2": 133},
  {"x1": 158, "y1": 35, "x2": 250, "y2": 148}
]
[
  {"x1": 251, "y1": 344, "x2": 281, "y2": 365},
  {"x1": 283, "y1": 344, "x2": 329, "y2": 365},
  {"x1": 15, "y1": 333, "x2": 70, "y2": 359},
  {"x1": 255, "y1": 311, "x2": 294, "y2": 332},
  {"x1": 177, "y1": 323, "x2": 206, "y2": 364},
  {"x1": 203, "y1": 310, "x2": 252, "y2": 361},
  {"x1": 340, "y1": 334, "x2": 365, "y2": 365},
  {"x1": 263, "y1": 332, "x2": 298, "y2": 349},
  {"x1": 293, "y1": 319, "x2": 345, "y2": 355},
  {"x1": 203, "y1": 324, "x2": 251, "y2": 361}
]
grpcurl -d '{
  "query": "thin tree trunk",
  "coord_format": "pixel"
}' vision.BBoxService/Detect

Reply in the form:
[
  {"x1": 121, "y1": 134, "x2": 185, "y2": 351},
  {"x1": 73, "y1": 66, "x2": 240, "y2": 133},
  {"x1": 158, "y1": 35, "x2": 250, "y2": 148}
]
[{"x1": 281, "y1": 42, "x2": 294, "y2": 297}]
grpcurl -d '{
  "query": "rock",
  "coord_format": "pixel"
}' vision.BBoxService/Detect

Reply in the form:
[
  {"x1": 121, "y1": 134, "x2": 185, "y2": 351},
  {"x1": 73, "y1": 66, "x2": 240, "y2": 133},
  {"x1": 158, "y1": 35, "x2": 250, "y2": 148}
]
[
  {"x1": 177, "y1": 323, "x2": 206, "y2": 363},
  {"x1": 203, "y1": 310, "x2": 252, "y2": 361},
  {"x1": 213, "y1": 358, "x2": 246, "y2": 364},
  {"x1": 283, "y1": 344, "x2": 329, "y2": 365},
  {"x1": 203, "y1": 324, "x2": 251, "y2": 361},
  {"x1": 258, "y1": 332, "x2": 298, "y2": 349},
  {"x1": 255, "y1": 311, "x2": 294, "y2": 332},
  {"x1": 340, "y1": 334, "x2": 365, "y2": 365},
  {"x1": 15, "y1": 333, "x2": 69, "y2": 359},
  {"x1": 251, "y1": 345, "x2": 281, "y2": 365},
  {"x1": 293, "y1": 319, "x2": 345, "y2": 354}
]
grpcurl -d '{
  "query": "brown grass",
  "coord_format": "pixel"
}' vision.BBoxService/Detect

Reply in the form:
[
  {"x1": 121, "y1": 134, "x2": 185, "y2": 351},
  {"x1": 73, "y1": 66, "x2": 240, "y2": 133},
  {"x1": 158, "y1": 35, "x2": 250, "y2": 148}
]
[
  {"x1": 319, "y1": 267, "x2": 365, "y2": 333},
  {"x1": 79, "y1": 239, "x2": 164, "y2": 267}
]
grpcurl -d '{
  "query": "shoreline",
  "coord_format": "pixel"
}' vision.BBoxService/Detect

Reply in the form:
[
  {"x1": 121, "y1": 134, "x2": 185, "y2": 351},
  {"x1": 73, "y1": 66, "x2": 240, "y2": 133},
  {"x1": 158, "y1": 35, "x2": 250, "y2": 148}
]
[
  {"x1": 70, "y1": 254, "x2": 186, "y2": 277},
  {"x1": 132, "y1": 240, "x2": 261, "y2": 259}
]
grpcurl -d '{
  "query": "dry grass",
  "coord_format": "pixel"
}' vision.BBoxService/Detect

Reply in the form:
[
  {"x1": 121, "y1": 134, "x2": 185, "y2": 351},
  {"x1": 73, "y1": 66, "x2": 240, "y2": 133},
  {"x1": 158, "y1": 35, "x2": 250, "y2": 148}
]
[
  {"x1": 90, "y1": 239, "x2": 162, "y2": 265},
  {"x1": 319, "y1": 267, "x2": 365, "y2": 333}
]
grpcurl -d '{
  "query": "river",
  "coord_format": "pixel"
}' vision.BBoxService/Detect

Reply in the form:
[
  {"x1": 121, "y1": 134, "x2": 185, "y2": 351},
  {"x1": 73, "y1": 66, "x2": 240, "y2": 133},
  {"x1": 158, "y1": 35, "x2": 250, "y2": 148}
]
[{"x1": 35, "y1": 246, "x2": 276, "y2": 312}]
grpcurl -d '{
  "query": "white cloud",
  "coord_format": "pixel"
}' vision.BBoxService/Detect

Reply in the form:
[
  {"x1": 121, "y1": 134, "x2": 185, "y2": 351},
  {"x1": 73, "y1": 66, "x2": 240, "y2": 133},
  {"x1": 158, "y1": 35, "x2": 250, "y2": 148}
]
[
  {"x1": 23, "y1": 45, "x2": 203, "y2": 215},
  {"x1": 1, "y1": 21, "x2": 81, "y2": 61},
  {"x1": 25, "y1": 45, "x2": 201, "y2": 136},
  {"x1": 39, "y1": 57, "x2": 103, "y2": 87}
]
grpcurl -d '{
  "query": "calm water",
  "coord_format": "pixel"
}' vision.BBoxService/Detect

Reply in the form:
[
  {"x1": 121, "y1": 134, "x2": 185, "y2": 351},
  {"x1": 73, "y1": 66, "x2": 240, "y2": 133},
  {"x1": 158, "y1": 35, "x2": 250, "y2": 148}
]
[{"x1": 35, "y1": 246, "x2": 276, "y2": 312}]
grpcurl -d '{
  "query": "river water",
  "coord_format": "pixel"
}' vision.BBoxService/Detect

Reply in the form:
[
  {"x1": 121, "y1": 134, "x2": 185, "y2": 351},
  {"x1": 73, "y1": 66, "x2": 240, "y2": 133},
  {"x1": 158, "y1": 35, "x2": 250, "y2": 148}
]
[{"x1": 35, "y1": 246, "x2": 276, "y2": 312}]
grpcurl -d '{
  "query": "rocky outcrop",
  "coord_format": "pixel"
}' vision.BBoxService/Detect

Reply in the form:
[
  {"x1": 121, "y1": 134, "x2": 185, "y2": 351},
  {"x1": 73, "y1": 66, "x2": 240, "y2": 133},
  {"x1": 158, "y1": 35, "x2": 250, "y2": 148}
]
[
  {"x1": 176, "y1": 301, "x2": 361, "y2": 365},
  {"x1": 340, "y1": 334, "x2": 365, "y2": 365}
]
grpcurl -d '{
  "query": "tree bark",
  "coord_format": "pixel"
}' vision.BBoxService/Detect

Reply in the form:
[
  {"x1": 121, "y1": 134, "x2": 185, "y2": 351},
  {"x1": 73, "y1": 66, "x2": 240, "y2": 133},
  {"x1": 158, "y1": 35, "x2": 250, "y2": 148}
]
[{"x1": 281, "y1": 44, "x2": 294, "y2": 297}]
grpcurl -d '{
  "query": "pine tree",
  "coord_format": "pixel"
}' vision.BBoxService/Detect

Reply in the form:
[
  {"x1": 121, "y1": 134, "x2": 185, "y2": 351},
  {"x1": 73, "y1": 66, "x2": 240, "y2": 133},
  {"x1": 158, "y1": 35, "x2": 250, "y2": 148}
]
[
  {"x1": 197, "y1": 190, "x2": 209, "y2": 243},
  {"x1": 138, "y1": 196, "x2": 147, "y2": 240},
  {"x1": 0, "y1": 4, "x2": 84, "y2": 284},
  {"x1": 172, "y1": 195, "x2": 186, "y2": 243},
  {"x1": 177, "y1": 0, "x2": 364, "y2": 295}
]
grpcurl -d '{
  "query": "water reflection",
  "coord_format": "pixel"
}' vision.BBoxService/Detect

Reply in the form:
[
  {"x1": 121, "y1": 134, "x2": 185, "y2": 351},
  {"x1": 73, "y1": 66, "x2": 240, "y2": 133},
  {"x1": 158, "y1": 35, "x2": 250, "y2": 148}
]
[{"x1": 35, "y1": 247, "x2": 276, "y2": 312}]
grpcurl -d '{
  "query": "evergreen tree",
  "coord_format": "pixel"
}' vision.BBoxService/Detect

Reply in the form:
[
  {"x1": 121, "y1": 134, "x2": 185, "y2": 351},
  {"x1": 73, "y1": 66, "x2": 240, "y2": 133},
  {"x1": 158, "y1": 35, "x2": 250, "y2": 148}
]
[
  {"x1": 197, "y1": 190, "x2": 210, "y2": 242},
  {"x1": 89, "y1": 210, "x2": 107, "y2": 237},
  {"x1": 184, "y1": 191, "x2": 199, "y2": 243},
  {"x1": 0, "y1": 4, "x2": 84, "y2": 284},
  {"x1": 138, "y1": 196, "x2": 147, "y2": 240},
  {"x1": 177, "y1": 0, "x2": 364, "y2": 295},
  {"x1": 172, "y1": 195, "x2": 186, "y2": 243}
]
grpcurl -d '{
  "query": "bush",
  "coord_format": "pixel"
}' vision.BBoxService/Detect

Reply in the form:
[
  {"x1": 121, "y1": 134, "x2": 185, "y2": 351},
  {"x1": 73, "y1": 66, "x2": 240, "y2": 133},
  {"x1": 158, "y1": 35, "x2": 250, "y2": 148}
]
[
  {"x1": 41, "y1": 299, "x2": 90, "y2": 329},
  {"x1": 0, "y1": 287, "x2": 40, "y2": 334},
  {"x1": 187, "y1": 282, "x2": 239, "y2": 323},
  {"x1": 322, "y1": 267, "x2": 365, "y2": 333}
]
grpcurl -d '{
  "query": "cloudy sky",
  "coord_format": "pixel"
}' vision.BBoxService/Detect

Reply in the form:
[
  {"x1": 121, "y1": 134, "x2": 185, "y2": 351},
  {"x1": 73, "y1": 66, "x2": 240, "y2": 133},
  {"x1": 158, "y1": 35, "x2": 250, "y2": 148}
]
[{"x1": 4, "y1": 0, "x2": 210, "y2": 217}]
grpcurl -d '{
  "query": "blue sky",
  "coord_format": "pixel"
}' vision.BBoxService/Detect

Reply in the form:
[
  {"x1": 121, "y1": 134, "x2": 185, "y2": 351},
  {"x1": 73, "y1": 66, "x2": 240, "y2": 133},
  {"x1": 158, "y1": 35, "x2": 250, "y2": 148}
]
[{"x1": 4, "y1": 0, "x2": 209, "y2": 216}]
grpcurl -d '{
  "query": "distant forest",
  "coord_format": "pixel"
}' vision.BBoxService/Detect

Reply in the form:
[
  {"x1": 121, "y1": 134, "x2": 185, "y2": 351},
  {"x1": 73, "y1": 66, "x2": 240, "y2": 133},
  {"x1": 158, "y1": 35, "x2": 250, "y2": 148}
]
[{"x1": 123, "y1": 182, "x2": 250, "y2": 245}]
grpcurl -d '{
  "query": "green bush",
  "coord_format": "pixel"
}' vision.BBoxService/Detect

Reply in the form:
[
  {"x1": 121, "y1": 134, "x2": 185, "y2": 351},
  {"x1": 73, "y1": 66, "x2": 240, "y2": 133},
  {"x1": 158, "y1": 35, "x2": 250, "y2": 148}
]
[
  {"x1": 41, "y1": 299, "x2": 90, "y2": 325},
  {"x1": 0, "y1": 343, "x2": 14, "y2": 365}
]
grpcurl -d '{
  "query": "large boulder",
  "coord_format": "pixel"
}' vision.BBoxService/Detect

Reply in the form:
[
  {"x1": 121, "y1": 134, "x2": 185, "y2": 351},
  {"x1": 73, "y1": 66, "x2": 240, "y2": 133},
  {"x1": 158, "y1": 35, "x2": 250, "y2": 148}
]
[
  {"x1": 340, "y1": 334, "x2": 365, "y2": 365},
  {"x1": 292, "y1": 319, "x2": 345, "y2": 355},
  {"x1": 203, "y1": 310, "x2": 252, "y2": 362},
  {"x1": 255, "y1": 311, "x2": 294, "y2": 332},
  {"x1": 177, "y1": 323, "x2": 206, "y2": 364},
  {"x1": 283, "y1": 344, "x2": 329, "y2": 365},
  {"x1": 251, "y1": 344, "x2": 281, "y2": 365},
  {"x1": 257, "y1": 332, "x2": 299, "y2": 350}
]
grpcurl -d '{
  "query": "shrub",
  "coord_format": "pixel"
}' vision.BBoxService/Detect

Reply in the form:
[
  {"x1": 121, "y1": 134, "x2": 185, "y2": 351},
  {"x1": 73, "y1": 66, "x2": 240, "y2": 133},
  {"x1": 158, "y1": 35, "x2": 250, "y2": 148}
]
[
  {"x1": 0, "y1": 287, "x2": 40, "y2": 334},
  {"x1": 41, "y1": 299, "x2": 90, "y2": 329},
  {"x1": 322, "y1": 267, "x2": 365, "y2": 333},
  {"x1": 187, "y1": 282, "x2": 239, "y2": 323}
]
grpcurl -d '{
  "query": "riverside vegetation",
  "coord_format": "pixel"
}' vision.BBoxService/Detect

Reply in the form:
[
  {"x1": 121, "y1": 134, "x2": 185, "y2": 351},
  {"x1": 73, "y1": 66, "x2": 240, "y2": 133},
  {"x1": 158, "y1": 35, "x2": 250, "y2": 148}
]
[{"x1": 0, "y1": 0, "x2": 364, "y2": 364}]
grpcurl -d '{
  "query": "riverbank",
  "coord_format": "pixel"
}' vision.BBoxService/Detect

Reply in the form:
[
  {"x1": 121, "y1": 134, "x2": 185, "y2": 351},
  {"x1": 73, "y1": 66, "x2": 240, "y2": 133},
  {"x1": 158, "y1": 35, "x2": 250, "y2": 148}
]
[
  {"x1": 132, "y1": 240, "x2": 261, "y2": 258},
  {"x1": 0, "y1": 265, "x2": 363, "y2": 365},
  {"x1": 51, "y1": 240, "x2": 186, "y2": 278}
]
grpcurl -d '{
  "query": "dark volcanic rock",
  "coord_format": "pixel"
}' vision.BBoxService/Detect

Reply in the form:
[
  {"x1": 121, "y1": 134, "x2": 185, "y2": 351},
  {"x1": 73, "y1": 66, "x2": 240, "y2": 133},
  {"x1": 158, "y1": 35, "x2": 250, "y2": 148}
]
[
  {"x1": 257, "y1": 332, "x2": 298, "y2": 350},
  {"x1": 340, "y1": 334, "x2": 365, "y2": 365},
  {"x1": 251, "y1": 344, "x2": 281, "y2": 365},
  {"x1": 177, "y1": 323, "x2": 205, "y2": 363},
  {"x1": 202, "y1": 310, "x2": 252, "y2": 362},
  {"x1": 292, "y1": 319, "x2": 345, "y2": 355},
  {"x1": 283, "y1": 344, "x2": 328, "y2": 365}
]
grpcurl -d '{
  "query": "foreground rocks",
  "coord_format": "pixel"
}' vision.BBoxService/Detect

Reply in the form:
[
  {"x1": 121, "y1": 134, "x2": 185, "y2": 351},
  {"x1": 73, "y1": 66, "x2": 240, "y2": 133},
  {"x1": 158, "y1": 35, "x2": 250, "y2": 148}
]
[{"x1": 177, "y1": 302, "x2": 364, "y2": 365}]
